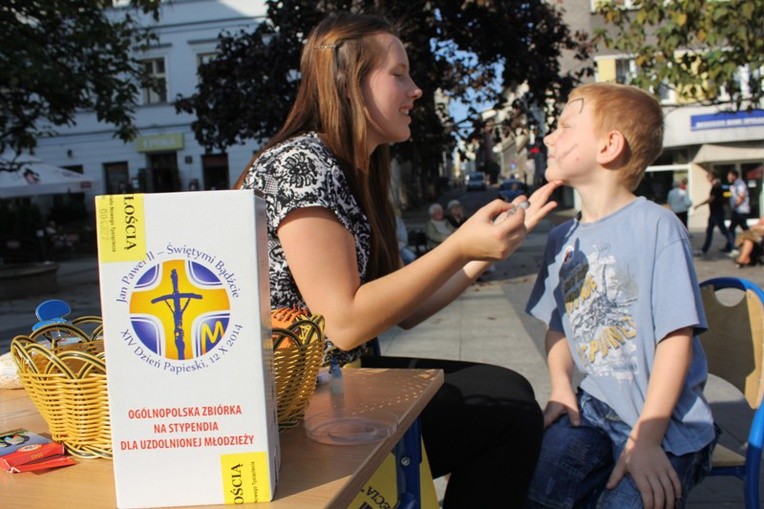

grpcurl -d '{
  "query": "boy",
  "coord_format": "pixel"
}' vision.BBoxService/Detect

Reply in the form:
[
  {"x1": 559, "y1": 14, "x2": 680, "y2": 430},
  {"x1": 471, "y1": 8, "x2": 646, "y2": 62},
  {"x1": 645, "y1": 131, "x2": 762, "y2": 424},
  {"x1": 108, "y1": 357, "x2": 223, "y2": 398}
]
[{"x1": 525, "y1": 83, "x2": 716, "y2": 508}]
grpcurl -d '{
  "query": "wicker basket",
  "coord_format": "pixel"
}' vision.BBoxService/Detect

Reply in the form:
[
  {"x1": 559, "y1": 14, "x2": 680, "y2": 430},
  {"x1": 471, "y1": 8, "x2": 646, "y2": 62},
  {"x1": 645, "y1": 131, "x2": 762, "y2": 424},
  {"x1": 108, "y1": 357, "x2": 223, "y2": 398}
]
[
  {"x1": 271, "y1": 308, "x2": 326, "y2": 429},
  {"x1": 10, "y1": 321, "x2": 111, "y2": 459},
  {"x1": 11, "y1": 309, "x2": 324, "y2": 457}
]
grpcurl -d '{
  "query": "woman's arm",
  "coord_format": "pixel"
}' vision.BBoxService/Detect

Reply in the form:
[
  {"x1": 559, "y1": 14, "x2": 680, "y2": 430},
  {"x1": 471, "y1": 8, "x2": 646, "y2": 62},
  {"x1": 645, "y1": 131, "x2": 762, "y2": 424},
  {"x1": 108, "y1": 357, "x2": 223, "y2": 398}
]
[
  {"x1": 398, "y1": 182, "x2": 561, "y2": 328},
  {"x1": 278, "y1": 200, "x2": 518, "y2": 349},
  {"x1": 278, "y1": 186, "x2": 559, "y2": 349}
]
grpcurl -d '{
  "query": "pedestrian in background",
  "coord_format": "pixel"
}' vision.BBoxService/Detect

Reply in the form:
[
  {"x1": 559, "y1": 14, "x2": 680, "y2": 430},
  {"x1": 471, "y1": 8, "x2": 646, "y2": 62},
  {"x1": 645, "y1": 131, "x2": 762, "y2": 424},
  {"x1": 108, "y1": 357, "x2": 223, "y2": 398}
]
[
  {"x1": 424, "y1": 202, "x2": 454, "y2": 249},
  {"x1": 694, "y1": 172, "x2": 734, "y2": 255},
  {"x1": 726, "y1": 169, "x2": 750, "y2": 238},
  {"x1": 446, "y1": 199, "x2": 468, "y2": 229},
  {"x1": 667, "y1": 177, "x2": 692, "y2": 228},
  {"x1": 733, "y1": 216, "x2": 764, "y2": 267},
  {"x1": 395, "y1": 212, "x2": 417, "y2": 265}
]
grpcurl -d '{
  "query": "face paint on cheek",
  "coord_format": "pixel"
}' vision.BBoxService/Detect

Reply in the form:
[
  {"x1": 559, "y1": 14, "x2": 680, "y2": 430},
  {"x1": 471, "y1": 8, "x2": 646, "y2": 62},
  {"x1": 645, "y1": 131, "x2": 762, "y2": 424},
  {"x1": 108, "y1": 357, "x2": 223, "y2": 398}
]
[{"x1": 557, "y1": 144, "x2": 577, "y2": 164}]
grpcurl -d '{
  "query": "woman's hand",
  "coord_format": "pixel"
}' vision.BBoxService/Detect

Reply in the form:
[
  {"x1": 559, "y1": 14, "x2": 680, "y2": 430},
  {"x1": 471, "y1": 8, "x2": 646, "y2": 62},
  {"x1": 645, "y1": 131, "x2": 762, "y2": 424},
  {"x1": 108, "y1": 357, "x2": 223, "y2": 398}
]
[
  {"x1": 445, "y1": 199, "x2": 527, "y2": 262},
  {"x1": 444, "y1": 180, "x2": 562, "y2": 263}
]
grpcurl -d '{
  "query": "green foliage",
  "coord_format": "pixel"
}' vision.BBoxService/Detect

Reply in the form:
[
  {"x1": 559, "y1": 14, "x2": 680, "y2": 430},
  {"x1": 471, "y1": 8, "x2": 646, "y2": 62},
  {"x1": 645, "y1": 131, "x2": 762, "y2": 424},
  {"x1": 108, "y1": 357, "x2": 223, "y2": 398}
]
[
  {"x1": 0, "y1": 0, "x2": 161, "y2": 158},
  {"x1": 594, "y1": 0, "x2": 764, "y2": 111},
  {"x1": 175, "y1": 0, "x2": 590, "y2": 178}
]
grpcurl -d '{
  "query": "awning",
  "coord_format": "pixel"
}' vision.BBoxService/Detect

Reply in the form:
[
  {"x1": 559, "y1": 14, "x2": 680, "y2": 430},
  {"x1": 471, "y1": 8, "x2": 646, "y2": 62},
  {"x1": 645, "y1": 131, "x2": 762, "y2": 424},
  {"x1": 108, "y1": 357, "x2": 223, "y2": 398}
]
[
  {"x1": 746, "y1": 165, "x2": 763, "y2": 179},
  {"x1": 0, "y1": 156, "x2": 98, "y2": 199},
  {"x1": 693, "y1": 143, "x2": 764, "y2": 164}
]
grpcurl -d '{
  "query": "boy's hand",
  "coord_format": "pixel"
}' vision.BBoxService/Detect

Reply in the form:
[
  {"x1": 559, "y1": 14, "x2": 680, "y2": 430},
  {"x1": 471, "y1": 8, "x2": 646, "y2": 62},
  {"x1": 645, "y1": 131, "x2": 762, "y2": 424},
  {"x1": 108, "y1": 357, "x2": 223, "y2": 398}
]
[
  {"x1": 542, "y1": 388, "x2": 579, "y2": 428},
  {"x1": 606, "y1": 438, "x2": 682, "y2": 509}
]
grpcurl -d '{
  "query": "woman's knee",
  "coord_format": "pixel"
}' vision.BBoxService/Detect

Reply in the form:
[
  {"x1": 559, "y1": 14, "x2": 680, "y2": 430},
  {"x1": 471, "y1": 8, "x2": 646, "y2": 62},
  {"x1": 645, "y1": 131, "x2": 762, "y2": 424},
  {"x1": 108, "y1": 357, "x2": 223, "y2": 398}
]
[{"x1": 443, "y1": 362, "x2": 538, "y2": 403}]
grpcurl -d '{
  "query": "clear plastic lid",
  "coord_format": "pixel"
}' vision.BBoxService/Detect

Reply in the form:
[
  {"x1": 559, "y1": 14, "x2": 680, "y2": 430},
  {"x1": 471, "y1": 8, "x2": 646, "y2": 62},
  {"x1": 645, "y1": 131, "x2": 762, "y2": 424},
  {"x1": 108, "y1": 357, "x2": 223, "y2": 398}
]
[{"x1": 304, "y1": 408, "x2": 398, "y2": 445}]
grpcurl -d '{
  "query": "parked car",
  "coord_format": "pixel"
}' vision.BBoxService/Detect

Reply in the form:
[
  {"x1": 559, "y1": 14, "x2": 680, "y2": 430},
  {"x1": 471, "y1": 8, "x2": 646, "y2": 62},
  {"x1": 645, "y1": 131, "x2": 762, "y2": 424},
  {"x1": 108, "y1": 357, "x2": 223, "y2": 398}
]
[
  {"x1": 465, "y1": 171, "x2": 487, "y2": 191},
  {"x1": 498, "y1": 178, "x2": 528, "y2": 202}
]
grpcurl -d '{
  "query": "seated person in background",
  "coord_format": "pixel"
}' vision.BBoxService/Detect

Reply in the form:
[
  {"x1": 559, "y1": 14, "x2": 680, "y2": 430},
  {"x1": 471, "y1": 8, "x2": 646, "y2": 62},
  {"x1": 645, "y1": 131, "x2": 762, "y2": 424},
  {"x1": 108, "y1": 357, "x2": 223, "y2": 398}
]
[
  {"x1": 525, "y1": 83, "x2": 716, "y2": 508},
  {"x1": 395, "y1": 214, "x2": 417, "y2": 265},
  {"x1": 734, "y1": 216, "x2": 764, "y2": 267},
  {"x1": 425, "y1": 202, "x2": 455, "y2": 249},
  {"x1": 666, "y1": 178, "x2": 692, "y2": 228},
  {"x1": 446, "y1": 199, "x2": 468, "y2": 229}
]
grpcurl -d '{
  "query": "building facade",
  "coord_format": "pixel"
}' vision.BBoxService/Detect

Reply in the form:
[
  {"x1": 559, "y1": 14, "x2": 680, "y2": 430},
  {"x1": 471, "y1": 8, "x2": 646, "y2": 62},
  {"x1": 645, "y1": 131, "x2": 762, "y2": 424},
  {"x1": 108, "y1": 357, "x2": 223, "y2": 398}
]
[
  {"x1": 560, "y1": 0, "x2": 764, "y2": 229},
  {"x1": 31, "y1": 0, "x2": 267, "y2": 215}
]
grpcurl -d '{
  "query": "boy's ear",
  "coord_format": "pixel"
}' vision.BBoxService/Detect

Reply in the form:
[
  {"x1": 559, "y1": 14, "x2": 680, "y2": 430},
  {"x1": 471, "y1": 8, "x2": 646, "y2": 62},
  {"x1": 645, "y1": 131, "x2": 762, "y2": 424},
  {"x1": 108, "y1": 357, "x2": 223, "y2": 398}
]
[{"x1": 596, "y1": 130, "x2": 627, "y2": 166}]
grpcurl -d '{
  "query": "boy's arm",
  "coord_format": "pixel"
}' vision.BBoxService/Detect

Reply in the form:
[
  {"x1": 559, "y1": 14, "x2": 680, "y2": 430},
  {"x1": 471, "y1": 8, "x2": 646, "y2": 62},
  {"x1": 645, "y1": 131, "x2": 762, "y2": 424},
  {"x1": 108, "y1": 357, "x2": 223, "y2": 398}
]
[
  {"x1": 606, "y1": 326, "x2": 693, "y2": 509},
  {"x1": 543, "y1": 328, "x2": 580, "y2": 428}
]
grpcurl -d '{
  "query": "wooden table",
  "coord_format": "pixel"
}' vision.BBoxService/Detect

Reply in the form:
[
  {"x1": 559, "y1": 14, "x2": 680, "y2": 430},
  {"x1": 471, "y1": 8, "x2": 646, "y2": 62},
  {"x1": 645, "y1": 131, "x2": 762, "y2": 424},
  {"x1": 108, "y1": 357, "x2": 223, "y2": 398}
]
[{"x1": 2, "y1": 367, "x2": 443, "y2": 508}]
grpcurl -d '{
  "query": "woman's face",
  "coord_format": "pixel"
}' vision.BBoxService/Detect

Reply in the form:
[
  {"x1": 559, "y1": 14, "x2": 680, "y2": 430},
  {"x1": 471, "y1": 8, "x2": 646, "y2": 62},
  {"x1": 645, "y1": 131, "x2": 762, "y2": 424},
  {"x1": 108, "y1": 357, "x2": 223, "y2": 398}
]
[{"x1": 362, "y1": 33, "x2": 422, "y2": 153}]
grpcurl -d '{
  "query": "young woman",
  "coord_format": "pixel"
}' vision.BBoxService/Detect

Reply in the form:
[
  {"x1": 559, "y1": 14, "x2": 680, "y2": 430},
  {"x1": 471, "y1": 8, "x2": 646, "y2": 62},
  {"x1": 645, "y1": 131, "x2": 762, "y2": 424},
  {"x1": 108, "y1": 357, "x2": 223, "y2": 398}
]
[{"x1": 236, "y1": 12, "x2": 561, "y2": 507}]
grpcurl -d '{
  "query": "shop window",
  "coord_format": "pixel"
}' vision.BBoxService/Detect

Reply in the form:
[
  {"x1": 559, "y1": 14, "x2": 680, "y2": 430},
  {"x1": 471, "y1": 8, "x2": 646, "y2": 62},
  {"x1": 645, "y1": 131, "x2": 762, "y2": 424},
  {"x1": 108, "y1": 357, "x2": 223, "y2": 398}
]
[
  {"x1": 595, "y1": 57, "x2": 636, "y2": 85},
  {"x1": 196, "y1": 52, "x2": 217, "y2": 81},
  {"x1": 202, "y1": 154, "x2": 229, "y2": 190},
  {"x1": 147, "y1": 152, "x2": 179, "y2": 193},
  {"x1": 103, "y1": 161, "x2": 129, "y2": 194},
  {"x1": 636, "y1": 170, "x2": 673, "y2": 204}
]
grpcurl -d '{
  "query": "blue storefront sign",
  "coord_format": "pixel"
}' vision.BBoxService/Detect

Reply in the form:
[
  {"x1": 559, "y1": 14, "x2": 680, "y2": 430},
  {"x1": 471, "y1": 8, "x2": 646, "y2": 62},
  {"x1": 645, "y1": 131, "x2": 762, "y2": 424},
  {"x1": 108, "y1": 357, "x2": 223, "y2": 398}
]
[{"x1": 691, "y1": 110, "x2": 764, "y2": 131}]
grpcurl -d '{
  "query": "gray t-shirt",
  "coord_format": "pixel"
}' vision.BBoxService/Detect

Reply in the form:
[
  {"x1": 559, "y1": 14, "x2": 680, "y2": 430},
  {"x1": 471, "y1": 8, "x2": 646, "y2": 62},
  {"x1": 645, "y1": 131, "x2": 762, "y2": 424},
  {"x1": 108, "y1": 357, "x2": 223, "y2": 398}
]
[
  {"x1": 730, "y1": 177, "x2": 751, "y2": 214},
  {"x1": 526, "y1": 197, "x2": 715, "y2": 455}
]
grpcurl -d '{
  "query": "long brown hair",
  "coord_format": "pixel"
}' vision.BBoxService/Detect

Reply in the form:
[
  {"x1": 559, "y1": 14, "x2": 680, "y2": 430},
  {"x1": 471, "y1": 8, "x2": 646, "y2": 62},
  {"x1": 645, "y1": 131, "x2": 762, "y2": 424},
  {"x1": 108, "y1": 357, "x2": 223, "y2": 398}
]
[{"x1": 235, "y1": 12, "x2": 402, "y2": 280}]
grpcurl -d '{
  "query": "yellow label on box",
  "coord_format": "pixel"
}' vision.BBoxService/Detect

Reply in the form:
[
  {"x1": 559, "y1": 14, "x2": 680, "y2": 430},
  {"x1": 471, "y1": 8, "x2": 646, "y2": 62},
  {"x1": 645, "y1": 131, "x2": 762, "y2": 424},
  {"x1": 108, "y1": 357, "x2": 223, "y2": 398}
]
[
  {"x1": 220, "y1": 452, "x2": 272, "y2": 503},
  {"x1": 95, "y1": 194, "x2": 146, "y2": 262}
]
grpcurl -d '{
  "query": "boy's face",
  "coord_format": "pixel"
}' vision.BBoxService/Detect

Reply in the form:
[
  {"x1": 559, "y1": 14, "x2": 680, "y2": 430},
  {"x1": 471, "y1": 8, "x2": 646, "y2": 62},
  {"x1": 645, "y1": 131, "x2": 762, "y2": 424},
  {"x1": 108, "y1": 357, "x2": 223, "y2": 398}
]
[{"x1": 543, "y1": 97, "x2": 600, "y2": 185}]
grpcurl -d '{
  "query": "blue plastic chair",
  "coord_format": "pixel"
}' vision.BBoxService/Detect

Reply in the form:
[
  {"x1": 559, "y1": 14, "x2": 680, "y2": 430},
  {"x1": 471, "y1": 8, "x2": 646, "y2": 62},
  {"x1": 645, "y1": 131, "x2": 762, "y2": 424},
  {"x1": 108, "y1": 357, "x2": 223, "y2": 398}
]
[{"x1": 699, "y1": 277, "x2": 764, "y2": 509}]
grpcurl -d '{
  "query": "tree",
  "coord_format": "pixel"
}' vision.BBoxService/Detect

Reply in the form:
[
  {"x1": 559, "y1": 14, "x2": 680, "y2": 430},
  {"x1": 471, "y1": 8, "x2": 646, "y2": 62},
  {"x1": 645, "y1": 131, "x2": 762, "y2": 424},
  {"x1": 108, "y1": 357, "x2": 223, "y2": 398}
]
[
  {"x1": 593, "y1": 0, "x2": 764, "y2": 111},
  {"x1": 0, "y1": 0, "x2": 161, "y2": 166},
  {"x1": 175, "y1": 0, "x2": 590, "y2": 191}
]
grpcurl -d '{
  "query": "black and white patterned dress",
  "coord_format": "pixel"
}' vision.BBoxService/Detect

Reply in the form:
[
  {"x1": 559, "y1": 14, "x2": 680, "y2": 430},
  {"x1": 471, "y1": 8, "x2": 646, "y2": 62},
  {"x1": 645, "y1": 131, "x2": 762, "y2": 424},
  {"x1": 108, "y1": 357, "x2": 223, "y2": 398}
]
[{"x1": 241, "y1": 132, "x2": 374, "y2": 364}]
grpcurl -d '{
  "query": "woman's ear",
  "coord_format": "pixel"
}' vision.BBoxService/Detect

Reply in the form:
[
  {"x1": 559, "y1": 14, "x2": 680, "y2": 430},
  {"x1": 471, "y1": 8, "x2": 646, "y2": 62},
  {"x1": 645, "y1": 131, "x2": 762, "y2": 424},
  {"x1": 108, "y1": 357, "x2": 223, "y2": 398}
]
[{"x1": 596, "y1": 130, "x2": 627, "y2": 166}]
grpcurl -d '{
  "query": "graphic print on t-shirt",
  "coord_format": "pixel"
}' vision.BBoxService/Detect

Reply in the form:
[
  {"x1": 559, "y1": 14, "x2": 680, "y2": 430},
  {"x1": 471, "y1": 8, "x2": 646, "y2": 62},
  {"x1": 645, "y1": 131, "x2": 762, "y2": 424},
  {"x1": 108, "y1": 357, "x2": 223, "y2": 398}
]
[{"x1": 560, "y1": 241, "x2": 639, "y2": 383}]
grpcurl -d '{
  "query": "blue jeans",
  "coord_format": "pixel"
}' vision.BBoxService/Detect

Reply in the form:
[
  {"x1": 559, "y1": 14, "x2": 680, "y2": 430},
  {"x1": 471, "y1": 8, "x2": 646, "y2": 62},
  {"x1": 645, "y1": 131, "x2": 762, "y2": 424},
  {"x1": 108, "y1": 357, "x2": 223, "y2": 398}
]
[
  {"x1": 729, "y1": 211, "x2": 750, "y2": 239},
  {"x1": 526, "y1": 391, "x2": 715, "y2": 509},
  {"x1": 701, "y1": 210, "x2": 734, "y2": 252}
]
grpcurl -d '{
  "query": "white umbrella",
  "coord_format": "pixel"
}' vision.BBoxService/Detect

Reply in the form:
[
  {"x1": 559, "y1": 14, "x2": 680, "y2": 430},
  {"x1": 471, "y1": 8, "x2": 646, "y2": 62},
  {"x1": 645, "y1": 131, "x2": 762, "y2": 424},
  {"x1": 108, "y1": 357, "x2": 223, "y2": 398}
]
[{"x1": 0, "y1": 157, "x2": 98, "y2": 199}]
